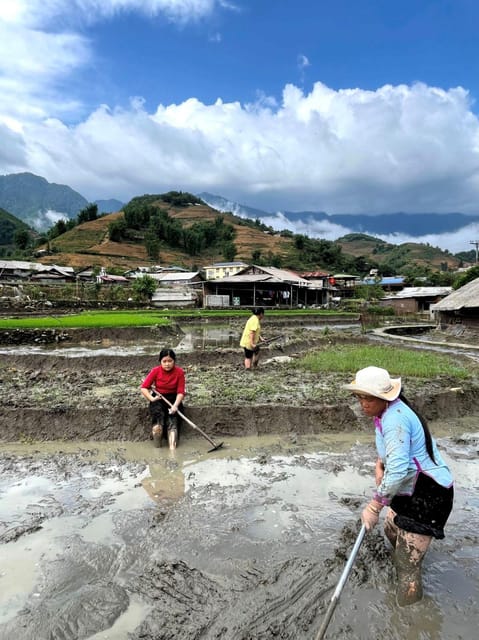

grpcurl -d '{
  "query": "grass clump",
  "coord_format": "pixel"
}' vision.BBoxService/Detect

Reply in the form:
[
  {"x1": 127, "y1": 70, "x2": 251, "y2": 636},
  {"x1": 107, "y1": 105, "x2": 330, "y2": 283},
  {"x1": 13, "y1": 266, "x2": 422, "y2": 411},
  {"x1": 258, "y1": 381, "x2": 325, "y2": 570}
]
[{"x1": 296, "y1": 344, "x2": 471, "y2": 379}]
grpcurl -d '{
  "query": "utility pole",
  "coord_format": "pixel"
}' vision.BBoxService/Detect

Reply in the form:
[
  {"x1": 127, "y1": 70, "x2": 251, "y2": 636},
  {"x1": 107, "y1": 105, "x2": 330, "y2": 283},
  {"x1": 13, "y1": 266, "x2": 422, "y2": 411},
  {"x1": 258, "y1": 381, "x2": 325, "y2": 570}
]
[{"x1": 470, "y1": 241, "x2": 479, "y2": 263}]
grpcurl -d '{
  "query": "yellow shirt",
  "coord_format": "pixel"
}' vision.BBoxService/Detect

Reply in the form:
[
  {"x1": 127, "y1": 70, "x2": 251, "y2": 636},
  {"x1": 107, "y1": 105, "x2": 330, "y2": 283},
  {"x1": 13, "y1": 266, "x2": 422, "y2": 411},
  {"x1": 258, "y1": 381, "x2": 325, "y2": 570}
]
[{"x1": 240, "y1": 315, "x2": 261, "y2": 349}]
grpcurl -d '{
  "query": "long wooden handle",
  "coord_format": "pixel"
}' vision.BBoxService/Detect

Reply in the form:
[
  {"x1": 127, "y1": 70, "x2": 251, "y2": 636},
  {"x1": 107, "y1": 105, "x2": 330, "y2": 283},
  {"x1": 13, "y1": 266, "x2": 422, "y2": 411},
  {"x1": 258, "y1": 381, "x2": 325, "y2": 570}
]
[{"x1": 156, "y1": 392, "x2": 218, "y2": 447}]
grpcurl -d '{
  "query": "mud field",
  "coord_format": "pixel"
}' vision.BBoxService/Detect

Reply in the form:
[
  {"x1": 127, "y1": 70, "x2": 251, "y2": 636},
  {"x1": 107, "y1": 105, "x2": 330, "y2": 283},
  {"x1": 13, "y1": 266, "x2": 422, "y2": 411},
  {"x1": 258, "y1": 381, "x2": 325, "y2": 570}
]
[{"x1": 0, "y1": 321, "x2": 478, "y2": 639}]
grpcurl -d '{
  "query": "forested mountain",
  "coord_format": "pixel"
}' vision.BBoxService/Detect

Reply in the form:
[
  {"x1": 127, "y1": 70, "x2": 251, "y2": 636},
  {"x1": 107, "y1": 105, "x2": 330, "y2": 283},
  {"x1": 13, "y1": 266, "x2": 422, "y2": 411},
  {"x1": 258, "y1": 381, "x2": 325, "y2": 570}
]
[
  {"x1": 0, "y1": 173, "x2": 88, "y2": 231},
  {"x1": 0, "y1": 207, "x2": 33, "y2": 249}
]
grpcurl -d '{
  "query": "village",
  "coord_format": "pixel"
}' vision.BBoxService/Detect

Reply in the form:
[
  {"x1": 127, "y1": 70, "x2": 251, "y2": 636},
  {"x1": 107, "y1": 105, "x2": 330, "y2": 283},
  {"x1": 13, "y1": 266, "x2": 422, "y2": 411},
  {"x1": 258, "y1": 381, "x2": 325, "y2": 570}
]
[{"x1": 2, "y1": 258, "x2": 479, "y2": 333}]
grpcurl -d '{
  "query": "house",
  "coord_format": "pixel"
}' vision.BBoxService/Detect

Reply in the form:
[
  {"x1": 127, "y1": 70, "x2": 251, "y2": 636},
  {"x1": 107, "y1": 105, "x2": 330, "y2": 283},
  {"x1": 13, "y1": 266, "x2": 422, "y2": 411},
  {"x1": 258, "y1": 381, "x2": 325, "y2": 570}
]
[
  {"x1": 151, "y1": 271, "x2": 201, "y2": 286},
  {"x1": 95, "y1": 267, "x2": 129, "y2": 285},
  {"x1": 124, "y1": 265, "x2": 189, "y2": 279},
  {"x1": 0, "y1": 259, "x2": 45, "y2": 281},
  {"x1": 380, "y1": 287, "x2": 452, "y2": 314},
  {"x1": 203, "y1": 261, "x2": 249, "y2": 280},
  {"x1": 0, "y1": 260, "x2": 75, "y2": 283},
  {"x1": 75, "y1": 266, "x2": 96, "y2": 282},
  {"x1": 97, "y1": 274, "x2": 130, "y2": 285},
  {"x1": 30, "y1": 265, "x2": 76, "y2": 284},
  {"x1": 205, "y1": 265, "x2": 309, "y2": 308},
  {"x1": 430, "y1": 277, "x2": 479, "y2": 332},
  {"x1": 299, "y1": 271, "x2": 335, "y2": 307},
  {"x1": 151, "y1": 289, "x2": 198, "y2": 308}
]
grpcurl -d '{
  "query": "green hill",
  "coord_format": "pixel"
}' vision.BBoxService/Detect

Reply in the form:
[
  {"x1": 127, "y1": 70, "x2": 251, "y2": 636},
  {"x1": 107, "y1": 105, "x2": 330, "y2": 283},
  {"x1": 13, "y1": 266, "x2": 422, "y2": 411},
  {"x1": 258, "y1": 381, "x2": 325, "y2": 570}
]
[
  {"x1": 35, "y1": 196, "x2": 462, "y2": 278},
  {"x1": 0, "y1": 206, "x2": 33, "y2": 249}
]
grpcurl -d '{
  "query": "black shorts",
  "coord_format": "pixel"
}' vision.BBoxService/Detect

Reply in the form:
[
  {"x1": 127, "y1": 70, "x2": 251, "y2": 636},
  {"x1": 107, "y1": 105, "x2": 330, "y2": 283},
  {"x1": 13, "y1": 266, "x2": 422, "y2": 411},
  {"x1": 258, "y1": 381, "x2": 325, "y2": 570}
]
[
  {"x1": 244, "y1": 346, "x2": 260, "y2": 358},
  {"x1": 391, "y1": 472, "x2": 454, "y2": 539}
]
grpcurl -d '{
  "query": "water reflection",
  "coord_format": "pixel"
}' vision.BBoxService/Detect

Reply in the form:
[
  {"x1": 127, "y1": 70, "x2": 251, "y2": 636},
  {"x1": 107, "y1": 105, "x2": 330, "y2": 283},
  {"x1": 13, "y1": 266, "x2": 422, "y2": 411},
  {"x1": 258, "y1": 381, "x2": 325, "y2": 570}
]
[{"x1": 0, "y1": 322, "x2": 362, "y2": 357}]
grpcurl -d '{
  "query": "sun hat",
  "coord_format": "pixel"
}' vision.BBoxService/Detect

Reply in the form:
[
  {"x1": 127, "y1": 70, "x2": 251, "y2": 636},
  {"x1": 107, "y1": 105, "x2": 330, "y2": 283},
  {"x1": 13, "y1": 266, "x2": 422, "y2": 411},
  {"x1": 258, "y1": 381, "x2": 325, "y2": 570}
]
[{"x1": 343, "y1": 366, "x2": 401, "y2": 401}]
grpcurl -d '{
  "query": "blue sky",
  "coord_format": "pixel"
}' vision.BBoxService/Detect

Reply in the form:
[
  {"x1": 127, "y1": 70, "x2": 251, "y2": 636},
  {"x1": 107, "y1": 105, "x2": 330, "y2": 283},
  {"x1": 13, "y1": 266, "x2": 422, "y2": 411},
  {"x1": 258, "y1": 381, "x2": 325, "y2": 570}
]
[{"x1": 2, "y1": 0, "x2": 479, "y2": 252}]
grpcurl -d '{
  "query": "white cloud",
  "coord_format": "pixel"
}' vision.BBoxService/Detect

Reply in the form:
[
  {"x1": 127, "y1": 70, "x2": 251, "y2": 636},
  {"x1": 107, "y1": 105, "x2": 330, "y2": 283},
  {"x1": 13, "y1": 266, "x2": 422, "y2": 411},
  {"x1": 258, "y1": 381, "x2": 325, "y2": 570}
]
[
  {"x1": 6, "y1": 81, "x2": 479, "y2": 232},
  {"x1": 255, "y1": 211, "x2": 479, "y2": 256},
  {"x1": 297, "y1": 54, "x2": 310, "y2": 70},
  {"x1": 2, "y1": 1, "x2": 479, "y2": 255}
]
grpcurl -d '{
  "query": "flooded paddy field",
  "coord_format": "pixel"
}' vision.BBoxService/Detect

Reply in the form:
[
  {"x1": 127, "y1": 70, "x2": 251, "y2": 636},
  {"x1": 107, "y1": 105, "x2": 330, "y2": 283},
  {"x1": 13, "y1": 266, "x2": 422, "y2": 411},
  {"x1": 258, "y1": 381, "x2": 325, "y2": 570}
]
[
  {"x1": 0, "y1": 426, "x2": 477, "y2": 640},
  {"x1": 0, "y1": 320, "x2": 478, "y2": 639}
]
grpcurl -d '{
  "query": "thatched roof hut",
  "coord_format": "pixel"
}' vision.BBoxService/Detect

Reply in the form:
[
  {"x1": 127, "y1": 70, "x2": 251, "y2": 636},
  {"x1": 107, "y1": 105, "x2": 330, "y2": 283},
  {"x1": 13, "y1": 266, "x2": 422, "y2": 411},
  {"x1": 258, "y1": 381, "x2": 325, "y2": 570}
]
[{"x1": 431, "y1": 277, "x2": 479, "y2": 331}]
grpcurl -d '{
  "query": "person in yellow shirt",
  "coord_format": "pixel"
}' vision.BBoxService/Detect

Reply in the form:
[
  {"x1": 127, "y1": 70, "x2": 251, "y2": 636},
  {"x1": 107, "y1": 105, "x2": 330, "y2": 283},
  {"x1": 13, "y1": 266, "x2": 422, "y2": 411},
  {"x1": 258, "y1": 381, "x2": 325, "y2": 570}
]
[{"x1": 240, "y1": 307, "x2": 265, "y2": 370}]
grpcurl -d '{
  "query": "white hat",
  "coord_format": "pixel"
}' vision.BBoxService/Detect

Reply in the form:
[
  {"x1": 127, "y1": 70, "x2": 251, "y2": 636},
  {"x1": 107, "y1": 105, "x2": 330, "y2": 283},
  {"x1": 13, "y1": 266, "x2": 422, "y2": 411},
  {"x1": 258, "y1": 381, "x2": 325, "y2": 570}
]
[{"x1": 343, "y1": 366, "x2": 401, "y2": 401}]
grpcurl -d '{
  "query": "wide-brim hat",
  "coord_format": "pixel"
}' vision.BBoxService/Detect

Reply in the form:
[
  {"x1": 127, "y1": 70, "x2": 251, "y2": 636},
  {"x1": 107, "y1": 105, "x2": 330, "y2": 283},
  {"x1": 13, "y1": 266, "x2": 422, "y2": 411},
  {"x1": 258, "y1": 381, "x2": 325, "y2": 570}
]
[{"x1": 343, "y1": 366, "x2": 401, "y2": 401}]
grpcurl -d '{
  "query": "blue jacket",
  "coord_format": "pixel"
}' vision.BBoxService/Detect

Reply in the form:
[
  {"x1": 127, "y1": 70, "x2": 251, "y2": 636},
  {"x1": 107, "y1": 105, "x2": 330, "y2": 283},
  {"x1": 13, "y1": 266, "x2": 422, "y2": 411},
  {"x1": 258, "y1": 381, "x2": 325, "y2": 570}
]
[{"x1": 373, "y1": 399, "x2": 453, "y2": 505}]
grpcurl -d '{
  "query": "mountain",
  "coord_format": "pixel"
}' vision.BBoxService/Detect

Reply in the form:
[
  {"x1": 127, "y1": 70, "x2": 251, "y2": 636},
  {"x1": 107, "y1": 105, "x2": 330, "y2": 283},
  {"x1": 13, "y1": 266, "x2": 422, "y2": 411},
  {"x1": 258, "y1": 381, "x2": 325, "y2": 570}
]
[
  {"x1": 199, "y1": 192, "x2": 479, "y2": 240},
  {"x1": 95, "y1": 199, "x2": 124, "y2": 213},
  {"x1": 0, "y1": 207, "x2": 33, "y2": 247},
  {"x1": 0, "y1": 173, "x2": 88, "y2": 232},
  {"x1": 33, "y1": 194, "x2": 461, "y2": 275},
  {"x1": 198, "y1": 192, "x2": 274, "y2": 221}
]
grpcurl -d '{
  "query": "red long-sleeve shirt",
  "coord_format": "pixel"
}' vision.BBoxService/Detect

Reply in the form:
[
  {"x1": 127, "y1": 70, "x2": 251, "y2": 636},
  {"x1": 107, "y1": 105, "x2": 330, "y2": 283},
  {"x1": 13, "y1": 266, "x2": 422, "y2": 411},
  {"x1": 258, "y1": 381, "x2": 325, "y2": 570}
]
[{"x1": 141, "y1": 365, "x2": 186, "y2": 396}]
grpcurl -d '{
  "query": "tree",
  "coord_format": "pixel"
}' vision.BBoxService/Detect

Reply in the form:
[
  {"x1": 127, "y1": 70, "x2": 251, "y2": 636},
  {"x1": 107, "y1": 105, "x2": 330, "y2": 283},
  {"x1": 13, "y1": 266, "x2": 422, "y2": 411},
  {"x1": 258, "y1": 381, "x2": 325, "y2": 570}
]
[
  {"x1": 132, "y1": 275, "x2": 157, "y2": 301},
  {"x1": 108, "y1": 219, "x2": 127, "y2": 242},
  {"x1": 14, "y1": 228, "x2": 31, "y2": 250},
  {"x1": 453, "y1": 265, "x2": 479, "y2": 289},
  {"x1": 222, "y1": 241, "x2": 237, "y2": 261},
  {"x1": 77, "y1": 203, "x2": 98, "y2": 224},
  {"x1": 145, "y1": 231, "x2": 160, "y2": 261}
]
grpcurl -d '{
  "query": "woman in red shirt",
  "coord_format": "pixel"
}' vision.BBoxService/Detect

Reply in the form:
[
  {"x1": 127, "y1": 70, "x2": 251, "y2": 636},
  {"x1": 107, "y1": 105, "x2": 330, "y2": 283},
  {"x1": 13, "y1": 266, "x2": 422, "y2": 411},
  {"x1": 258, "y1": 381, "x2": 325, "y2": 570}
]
[{"x1": 141, "y1": 348, "x2": 186, "y2": 449}]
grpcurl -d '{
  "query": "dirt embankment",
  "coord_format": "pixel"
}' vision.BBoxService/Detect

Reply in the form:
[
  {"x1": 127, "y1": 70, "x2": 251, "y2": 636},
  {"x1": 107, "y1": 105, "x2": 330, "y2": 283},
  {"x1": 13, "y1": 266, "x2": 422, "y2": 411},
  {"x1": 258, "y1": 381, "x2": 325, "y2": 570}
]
[{"x1": 1, "y1": 325, "x2": 478, "y2": 442}]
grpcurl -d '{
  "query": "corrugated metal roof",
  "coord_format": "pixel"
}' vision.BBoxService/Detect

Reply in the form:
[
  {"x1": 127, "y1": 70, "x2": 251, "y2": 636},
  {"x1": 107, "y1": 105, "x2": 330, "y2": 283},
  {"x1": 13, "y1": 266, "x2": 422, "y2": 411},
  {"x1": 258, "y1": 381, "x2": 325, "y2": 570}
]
[
  {"x1": 213, "y1": 274, "x2": 280, "y2": 284},
  {"x1": 383, "y1": 286, "x2": 452, "y2": 300},
  {"x1": 361, "y1": 276, "x2": 405, "y2": 285},
  {"x1": 203, "y1": 261, "x2": 249, "y2": 268},
  {"x1": 431, "y1": 277, "x2": 479, "y2": 311},
  {"x1": 155, "y1": 272, "x2": 200, "y2": 282},
  {"x1": 242, "y1": 266, "x2": 309, "y2": 285}
]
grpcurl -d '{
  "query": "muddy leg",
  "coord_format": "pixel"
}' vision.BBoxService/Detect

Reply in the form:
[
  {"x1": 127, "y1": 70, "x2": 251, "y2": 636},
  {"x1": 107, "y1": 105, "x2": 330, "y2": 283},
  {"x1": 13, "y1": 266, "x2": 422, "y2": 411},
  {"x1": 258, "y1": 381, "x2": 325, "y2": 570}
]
[
  {"x1": 152, "y1": 424, "x2": 162, "y2": 448},
  {"x1": 167, "y1": 415, "x2": 178, "y2": 450},
  {"x1": 395, "y1": 528, "x2": 432, "y2": 606},
  {"x1": 384, "y1": 508, "x2": 399, "y2": 548}
]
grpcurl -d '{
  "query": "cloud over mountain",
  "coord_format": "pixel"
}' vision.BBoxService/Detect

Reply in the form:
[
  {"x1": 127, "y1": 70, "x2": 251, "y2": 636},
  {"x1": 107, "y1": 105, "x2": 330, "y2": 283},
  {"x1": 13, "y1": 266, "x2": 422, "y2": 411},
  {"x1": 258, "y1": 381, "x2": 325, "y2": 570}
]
[{"x1": 1, "y1": 0, "x2": 479, "y2": 255}]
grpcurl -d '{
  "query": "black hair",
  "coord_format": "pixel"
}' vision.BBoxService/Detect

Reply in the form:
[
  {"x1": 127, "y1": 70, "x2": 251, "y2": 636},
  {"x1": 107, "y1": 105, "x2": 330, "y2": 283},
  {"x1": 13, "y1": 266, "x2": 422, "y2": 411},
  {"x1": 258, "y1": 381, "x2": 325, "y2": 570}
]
[
  {"x1": 398, "y1": 391, "x2": 437, "y2": 464},
  {"x1": 158, "y1": 348, "x2": 176, "y2": 362},
  {"x1": 252, "y1": 307, "x2": 265, "y2": 316}
]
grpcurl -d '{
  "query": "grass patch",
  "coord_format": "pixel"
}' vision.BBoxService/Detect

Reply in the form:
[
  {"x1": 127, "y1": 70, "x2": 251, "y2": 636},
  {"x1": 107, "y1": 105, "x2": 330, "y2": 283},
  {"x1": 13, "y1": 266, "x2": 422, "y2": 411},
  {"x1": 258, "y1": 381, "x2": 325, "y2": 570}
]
[
  {"x1": 0, "y1": 311, "x2": 171, "y2": 329},
  {"x1": 296, "y1": 344, "x2": 471, "y2": 379},
  {"x1": 0, "y1": 308, "x2": 356, "y2": 329}
]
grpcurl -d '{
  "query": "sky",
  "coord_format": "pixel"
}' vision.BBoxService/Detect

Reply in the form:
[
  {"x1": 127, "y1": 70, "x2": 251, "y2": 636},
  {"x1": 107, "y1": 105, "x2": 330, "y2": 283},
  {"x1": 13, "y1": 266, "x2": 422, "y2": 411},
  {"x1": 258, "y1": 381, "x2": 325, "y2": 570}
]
[{"x1": 2, "y1": 0, "x2": 479, "y2": 253}]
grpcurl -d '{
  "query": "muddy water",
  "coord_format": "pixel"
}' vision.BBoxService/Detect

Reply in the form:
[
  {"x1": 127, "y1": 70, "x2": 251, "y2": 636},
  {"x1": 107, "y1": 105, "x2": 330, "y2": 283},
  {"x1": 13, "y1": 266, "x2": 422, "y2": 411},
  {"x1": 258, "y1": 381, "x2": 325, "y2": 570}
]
[
  {"x1": 0, "y1": 321, "x2": 359, "y2": 357},
  {"x1": 0, "y1": 421, "x2": 477, "y2": 640}
]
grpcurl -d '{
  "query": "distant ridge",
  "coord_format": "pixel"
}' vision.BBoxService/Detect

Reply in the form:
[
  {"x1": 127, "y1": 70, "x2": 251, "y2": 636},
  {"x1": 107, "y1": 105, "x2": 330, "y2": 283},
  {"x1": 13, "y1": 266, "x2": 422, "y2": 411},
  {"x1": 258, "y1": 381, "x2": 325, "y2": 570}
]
[{"x1": 199, "y1": 191, "x2": 479, "y2": 238}]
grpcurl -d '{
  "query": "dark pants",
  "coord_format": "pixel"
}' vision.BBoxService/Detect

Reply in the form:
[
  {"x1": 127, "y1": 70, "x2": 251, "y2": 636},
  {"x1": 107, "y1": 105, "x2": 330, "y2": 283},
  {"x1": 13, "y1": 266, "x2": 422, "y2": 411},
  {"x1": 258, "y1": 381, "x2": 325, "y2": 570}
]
[{"x1": 149, "y1": 394, "x2": 182, "y2": 442}]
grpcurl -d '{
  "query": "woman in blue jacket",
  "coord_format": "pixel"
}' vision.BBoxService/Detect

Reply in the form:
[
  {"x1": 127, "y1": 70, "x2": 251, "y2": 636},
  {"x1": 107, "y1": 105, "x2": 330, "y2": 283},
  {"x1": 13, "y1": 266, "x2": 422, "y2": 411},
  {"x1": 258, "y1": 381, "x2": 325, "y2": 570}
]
[{"x1": 344, "y1": 366, "x2": 454, "y2": 606}]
